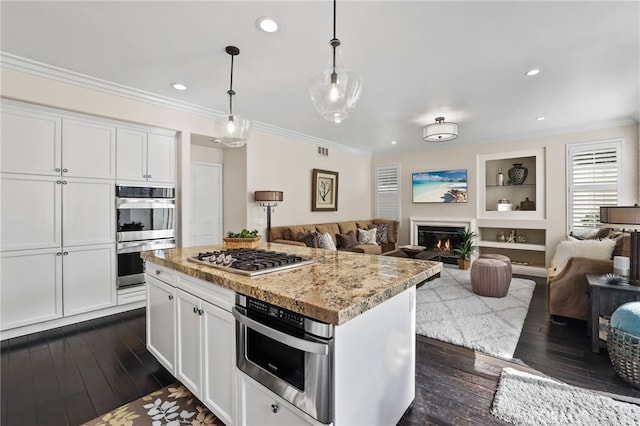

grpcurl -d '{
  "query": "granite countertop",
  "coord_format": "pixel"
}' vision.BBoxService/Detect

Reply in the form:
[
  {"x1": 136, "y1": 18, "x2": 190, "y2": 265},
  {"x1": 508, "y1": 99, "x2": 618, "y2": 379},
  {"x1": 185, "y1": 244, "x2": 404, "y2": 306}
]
[{"x1": 141, "y1": 243, "x2": 442, "y2": 325}]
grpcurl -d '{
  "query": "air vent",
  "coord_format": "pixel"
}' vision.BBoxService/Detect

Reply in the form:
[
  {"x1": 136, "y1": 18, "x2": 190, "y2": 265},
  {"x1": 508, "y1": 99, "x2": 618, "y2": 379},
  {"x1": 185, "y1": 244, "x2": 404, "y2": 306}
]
[{"x1": 317, "y1": 146, "x2": 329, "y2": 157}]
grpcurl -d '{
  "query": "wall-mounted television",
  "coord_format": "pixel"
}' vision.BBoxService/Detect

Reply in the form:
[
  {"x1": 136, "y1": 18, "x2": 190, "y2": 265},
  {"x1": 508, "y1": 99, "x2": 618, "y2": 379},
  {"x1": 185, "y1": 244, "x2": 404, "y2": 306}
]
[{"x1": 412, "y1": 169, "x2": 468, "y2": 203}]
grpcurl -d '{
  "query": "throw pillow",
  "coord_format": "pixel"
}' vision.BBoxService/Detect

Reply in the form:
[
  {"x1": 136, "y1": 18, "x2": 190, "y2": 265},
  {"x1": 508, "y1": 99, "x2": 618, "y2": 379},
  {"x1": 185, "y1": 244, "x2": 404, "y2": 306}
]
[
  {"x1": 336, "y1": 231, "x2": 358, "y2": 249},
  {"x1": 321, "y1": 232, "x2": 337, "y2": 251},
  {"x1": 357, "y1": 228, "x2": 378, "y2": 245},
  {"x1": 368, "y1": 223, "x2": 389, "y2": 244},
  {"x1": 311, "y1": 231, "x2": 326, "y2": 249},
  {"x1": 297, "y1": 232, "x2": 317, "y2": 248},
  {"x1": 553, "y1": 238, "x2": 617, "y2": 274}
]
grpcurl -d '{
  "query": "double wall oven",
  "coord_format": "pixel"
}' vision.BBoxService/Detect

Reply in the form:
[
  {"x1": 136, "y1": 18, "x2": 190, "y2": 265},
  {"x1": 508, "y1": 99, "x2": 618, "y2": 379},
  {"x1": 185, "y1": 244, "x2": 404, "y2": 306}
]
[{"x1": 116, "y1": 185, "x2": 176, "y2": 289}]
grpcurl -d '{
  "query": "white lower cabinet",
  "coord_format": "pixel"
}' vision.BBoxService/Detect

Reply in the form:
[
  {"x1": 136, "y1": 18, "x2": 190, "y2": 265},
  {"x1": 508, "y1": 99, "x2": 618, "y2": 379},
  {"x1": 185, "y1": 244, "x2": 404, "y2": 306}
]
[
  {"x1": 0, "y1": 248, "x2": 63, "y2": 330},
  {"x1": 176, "y1": 288, "x2": 203, "y2": 396},
  {"x1": 239, "y1": 374, "x2": 312, "y2": 426},
  {"x1": 146, "y1": 276, "x2": 176, "y2": 373}
]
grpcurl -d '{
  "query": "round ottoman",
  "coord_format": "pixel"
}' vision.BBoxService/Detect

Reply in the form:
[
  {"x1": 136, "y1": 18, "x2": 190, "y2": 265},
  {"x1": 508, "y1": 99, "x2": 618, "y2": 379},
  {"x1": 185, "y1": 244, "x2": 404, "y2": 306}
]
[
  {"x1": 607, "y1": 301, "x2": 640, "y2": 388},
  {"x1": 470, "y1": 258, "x2": 511, "y2": 297},
  {"x1": 479, "y1": 253, "x2": 512, "y2": 276}
]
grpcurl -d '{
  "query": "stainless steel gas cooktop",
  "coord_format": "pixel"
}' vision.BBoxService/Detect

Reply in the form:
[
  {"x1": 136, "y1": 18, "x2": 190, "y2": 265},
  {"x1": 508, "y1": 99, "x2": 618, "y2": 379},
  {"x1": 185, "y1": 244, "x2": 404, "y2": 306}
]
[{"x1": 187, "y1": 248, "x2": 315, "y2": 276}]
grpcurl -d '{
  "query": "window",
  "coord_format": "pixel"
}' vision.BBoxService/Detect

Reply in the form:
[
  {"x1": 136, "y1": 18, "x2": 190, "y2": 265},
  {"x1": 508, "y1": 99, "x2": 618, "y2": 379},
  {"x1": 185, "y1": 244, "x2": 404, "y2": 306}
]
[
  {"x1": 375, "y1": 164, "x2": 400, "y2": 220},
  {"x1": 567, "y1": 140, "x2": 622, "y2": 233}
]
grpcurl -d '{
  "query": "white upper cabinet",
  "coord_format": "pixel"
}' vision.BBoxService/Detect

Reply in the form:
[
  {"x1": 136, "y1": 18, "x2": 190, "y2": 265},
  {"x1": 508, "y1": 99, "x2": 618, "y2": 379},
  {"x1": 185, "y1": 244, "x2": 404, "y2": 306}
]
[
  {"x1": 1, "y1": 107, "x2": 61, "y2": 176},
  {"x1": 62, "y1": 119, "x2": 116, "y2": 179},
  {"x1": 63, "y1": 178, "x2": 115, "y2": 246},
  {"x1": 117, "y1": 128, "x2": 176, "y2": 185}
]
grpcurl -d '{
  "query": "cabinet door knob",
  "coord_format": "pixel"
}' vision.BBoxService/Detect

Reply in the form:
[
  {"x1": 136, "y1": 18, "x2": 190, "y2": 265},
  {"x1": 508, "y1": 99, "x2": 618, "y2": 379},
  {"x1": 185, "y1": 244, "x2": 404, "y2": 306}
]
[
  {"x1": 63, "y1": 251, "x2": 68, "y2": 255},
  {"x1": 193, "y1": 306, "x2": 198, "y2": 314},
  {"x1": 55, "y1": 168, "x2": 61, "y2": 172},
  {"x1": 56, "y1": 180, "x2": 62, "y2": 184},
  {"x1": 62, "y1": 168, "x2": 68, "y2": 173},
  {"x1": 271, "y1": 404, "x2": 279, "y2": 414},
  {"x1": 147, "y1": 175, "x2": 152, "y2": 179},
  {"x1": 168, "y1": 295, "x2": 174, "y2": 300},
  {"x1": 155, "y1": 269, "x2": 161, "y2": 275},
  {"x1": 56, "y1": 252, "x2": 62, "y2": 256},
  {"x1": 198, "y1": 309, "x2": 203, "y2": 316},
  {"x1": 62, "y1": 181, "x2": 68, "y2": 184}
]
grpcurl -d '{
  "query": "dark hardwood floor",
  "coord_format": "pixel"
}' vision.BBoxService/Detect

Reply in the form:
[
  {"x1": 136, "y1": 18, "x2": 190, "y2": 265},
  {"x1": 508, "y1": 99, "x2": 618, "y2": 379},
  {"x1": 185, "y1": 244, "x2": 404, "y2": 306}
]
[{"x1": 2, "y1": 276, "x2": 639, "y2": 425}]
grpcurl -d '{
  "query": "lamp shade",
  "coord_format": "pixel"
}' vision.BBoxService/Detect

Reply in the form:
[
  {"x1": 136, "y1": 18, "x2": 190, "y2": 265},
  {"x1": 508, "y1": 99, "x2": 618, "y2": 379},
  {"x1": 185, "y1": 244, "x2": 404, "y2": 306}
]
[
  {"x1": 423, "y1": 117, "x2": 458, "y2": 142},
  {"x1": 255, "y1": 191, "x2": 283, "y2": 203},
  {"x1": 600, "y1": 206, "x2": 640, "y2": 229}
]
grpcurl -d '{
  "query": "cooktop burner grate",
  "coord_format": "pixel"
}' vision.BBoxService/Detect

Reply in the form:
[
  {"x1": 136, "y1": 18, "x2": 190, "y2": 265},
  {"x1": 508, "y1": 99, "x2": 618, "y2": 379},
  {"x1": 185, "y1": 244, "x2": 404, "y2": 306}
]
[{"x1": 187, "y1": 248, "x2": 315, "y2": 276}]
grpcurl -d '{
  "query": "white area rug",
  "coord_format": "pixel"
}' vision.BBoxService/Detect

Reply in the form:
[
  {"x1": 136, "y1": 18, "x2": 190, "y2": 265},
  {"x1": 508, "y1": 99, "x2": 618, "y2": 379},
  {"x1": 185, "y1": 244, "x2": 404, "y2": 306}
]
[
  {"x1": 492, "y1": 368, "x2": 640, "y2": 425},
  {"x1": 416, "y1": 266, "x2": 535, "y2": 359}
]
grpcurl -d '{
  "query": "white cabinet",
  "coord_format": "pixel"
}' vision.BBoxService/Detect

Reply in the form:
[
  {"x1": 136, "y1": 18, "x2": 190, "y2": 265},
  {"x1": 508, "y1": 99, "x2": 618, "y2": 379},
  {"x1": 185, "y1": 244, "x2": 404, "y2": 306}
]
[
  {"x1": 63, "y1": 178, "x2": 115, "y2": 246},
  {"x1": 176, "y1": 288, "x2": 203, "y2": 396},
  {"x1": 239, "y1": 374, "x2": 313, "y2": 426},
  {"x1": 62, "y1": 119, "x2": 116, "y2": 179},
  {"x1": 117, "y1": 128, "x2": 176, "y2": 184},
  {"x1": 63, "y1": 244, "x2": 116, "y2": 316},
  {"x1": 1, "y1": 107, "x2": 61, "y2": 176},
  {"x1": 146, "y1": 275, "x2": 176, "y2": 373},
  {"x1": 0, "y1": 249, "x2": 63, "y2": 330}
]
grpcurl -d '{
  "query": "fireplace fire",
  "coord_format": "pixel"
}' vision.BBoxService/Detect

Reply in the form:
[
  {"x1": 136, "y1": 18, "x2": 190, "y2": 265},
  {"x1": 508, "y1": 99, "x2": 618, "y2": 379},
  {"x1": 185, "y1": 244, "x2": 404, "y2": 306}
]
[{"x1": 417, "y1": 225, "x2": 465, "y2": 264}]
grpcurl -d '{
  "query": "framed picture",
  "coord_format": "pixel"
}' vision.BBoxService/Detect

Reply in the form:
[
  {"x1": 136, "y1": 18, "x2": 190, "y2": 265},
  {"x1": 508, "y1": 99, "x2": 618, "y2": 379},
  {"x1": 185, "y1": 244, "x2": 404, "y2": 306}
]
[
  {"x1": 312, "y1": 169, "x2": 338, "y2": 211},
  {"x1": 412, "y1": 168, "x2": 468, "y2": 203}
]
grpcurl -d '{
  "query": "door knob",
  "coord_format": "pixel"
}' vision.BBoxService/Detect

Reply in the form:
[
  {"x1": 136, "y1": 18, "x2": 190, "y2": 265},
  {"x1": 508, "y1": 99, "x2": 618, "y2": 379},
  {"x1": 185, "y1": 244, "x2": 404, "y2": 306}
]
[{"x1": 271, "y1": 404, "x2": 279, "y2": 413}]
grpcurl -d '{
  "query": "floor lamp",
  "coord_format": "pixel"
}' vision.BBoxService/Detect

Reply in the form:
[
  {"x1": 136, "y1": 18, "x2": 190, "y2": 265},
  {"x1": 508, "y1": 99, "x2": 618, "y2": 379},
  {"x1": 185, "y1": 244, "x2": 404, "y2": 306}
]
[
  {"x1": 255, "y1": 191, "x2": 283, "y2": 242},
  {"x1": 600, "y1": 205, "x2": 640, "y2": 283}
]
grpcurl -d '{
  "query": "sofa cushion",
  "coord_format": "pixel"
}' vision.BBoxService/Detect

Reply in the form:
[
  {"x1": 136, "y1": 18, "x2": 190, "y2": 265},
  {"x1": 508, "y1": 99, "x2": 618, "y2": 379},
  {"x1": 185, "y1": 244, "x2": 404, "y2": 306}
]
[
  {"x1": 356, "y1": 220, "x2": 373, "y2": 230},
  {"x1": 288, "y1": 225, "x2": 316, "y2": 240},
  {"x1": 316, "y1": 223, "x2": 340, "y2": 245},
  {"x1": 373, "y1": 219, "x2": 398, "y2": 244},
  {"x1": 321, "y1": 232, "x2": 337, "y2": 251},
  {"x1": 338, "y1": 221, "x2": 358, "y2": 235},
  {"x1": 349, "y1": 244, "x2": 382, "y2": 255},
  {"x1": 336, "y1": 231, "x2": 358, "y2": 249},
  {"x1": 357, "y1": 228, "x2": 378, "y2": 245},
  {"x1": 552, "y1": 238, "x2": 617, "y2": 275}
]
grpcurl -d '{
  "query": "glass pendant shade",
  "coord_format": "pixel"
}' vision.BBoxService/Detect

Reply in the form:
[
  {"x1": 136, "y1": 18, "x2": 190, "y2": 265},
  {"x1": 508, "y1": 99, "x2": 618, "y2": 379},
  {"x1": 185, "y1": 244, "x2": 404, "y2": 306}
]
[
  {"x1": 309, "y1": 45, "x2": 362, "y2": 124},
  {"x1": 423, "y1": 117, "x2": 458, "y2": 142},
  {"x1": 214, "y1": 113, "x2": 252, "y2": 147}
]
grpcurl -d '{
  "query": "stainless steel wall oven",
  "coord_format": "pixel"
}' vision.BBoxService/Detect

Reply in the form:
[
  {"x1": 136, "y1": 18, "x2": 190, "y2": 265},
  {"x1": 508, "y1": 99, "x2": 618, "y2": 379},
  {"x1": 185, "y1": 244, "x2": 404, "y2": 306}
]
[
  {"x1": 233, "y1": 294, "x2": 334, "y2": 424},
  {"x1": 116, "y1": 185, "x2": 176, "y2": 289}
]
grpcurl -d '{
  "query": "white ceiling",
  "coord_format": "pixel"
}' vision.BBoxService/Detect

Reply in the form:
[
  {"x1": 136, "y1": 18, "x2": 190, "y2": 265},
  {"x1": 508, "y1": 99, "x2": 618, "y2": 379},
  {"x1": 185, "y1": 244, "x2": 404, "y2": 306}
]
[{"x1": 1, "y1": 1, "x2": 638, "y2": 154}]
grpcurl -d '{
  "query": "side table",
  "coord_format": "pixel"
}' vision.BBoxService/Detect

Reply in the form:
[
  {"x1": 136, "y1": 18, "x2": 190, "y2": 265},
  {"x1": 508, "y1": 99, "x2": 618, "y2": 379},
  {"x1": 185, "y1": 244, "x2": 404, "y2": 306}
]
[{"x1": 586, "y1": 273, "x2": 640, "y2": 353}]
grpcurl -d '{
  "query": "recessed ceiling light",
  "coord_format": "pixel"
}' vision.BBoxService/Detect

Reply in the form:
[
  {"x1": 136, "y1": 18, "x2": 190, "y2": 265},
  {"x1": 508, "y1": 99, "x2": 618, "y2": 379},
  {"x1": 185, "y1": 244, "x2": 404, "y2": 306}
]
[
  {"x1": 172, "y1": 83, "x2": 187, "y2": 91},
  {"x1": 391, "y1": 140, "x2": 397, "y2": 145},
  {"x1": 536, "y1": 117, "x2": 545, "y2": 121},
  {"x1": 256, "y1": 17, "x2": 278, "y2": 33},
  {"x1": 525, "y1": 69, "x2": 541, "y2": 76}
]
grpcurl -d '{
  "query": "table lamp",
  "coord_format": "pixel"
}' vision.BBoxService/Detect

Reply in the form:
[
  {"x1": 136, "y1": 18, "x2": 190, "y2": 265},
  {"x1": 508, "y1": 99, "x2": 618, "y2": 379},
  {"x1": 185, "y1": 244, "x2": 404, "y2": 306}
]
[
  {"x1": 255, "y1": 191, "x2": 283, "y2": 242},
  {"x1": 600, "y1": 205, "x2": 640, "y2": 283}
]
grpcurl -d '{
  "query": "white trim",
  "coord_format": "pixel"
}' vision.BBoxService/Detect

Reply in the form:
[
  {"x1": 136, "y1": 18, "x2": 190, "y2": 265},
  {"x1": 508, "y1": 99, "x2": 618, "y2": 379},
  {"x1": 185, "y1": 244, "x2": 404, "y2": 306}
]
[{"x1": 1, "y1": 52, "x2": 370, "y2": 155}]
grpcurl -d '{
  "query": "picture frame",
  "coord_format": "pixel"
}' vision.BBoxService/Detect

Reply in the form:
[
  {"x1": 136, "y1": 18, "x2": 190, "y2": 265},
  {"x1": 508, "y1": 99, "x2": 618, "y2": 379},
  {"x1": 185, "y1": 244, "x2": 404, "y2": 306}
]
[
  {"x1": 412, "y1": 168, "x2": 468, "y2": 203},
  {"x1": 312, "y1": 169, "x2": 339, "y2": 211}
]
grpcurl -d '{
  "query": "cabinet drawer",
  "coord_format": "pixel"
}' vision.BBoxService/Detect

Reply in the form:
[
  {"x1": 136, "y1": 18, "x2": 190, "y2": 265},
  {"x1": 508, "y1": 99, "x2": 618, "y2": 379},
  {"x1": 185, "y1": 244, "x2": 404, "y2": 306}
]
[
  {"x1": 176, "y1": 274, "x2": 234, "y2": 312},
  {"x1": 146, "y1": 262, "x2": 175, "y2": 285}
]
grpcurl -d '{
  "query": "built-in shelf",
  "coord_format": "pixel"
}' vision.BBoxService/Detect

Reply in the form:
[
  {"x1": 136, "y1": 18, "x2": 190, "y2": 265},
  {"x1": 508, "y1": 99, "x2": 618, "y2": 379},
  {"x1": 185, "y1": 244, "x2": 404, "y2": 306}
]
[{"x1": 478, "y1": 240, "x2": 546, "y2": 251}]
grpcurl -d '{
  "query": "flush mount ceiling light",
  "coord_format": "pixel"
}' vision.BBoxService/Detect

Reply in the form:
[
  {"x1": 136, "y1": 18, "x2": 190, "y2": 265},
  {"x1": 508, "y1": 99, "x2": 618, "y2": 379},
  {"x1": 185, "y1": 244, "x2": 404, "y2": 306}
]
[
  {"x1": 423, "y1": 117, "x2": 458, "y2": 142},
  {"x1": 171, "y1": 83, "x2": 187, "y2": 91},
  {"x1": 308, "y1": 0, "x2": 362, "y2": 124},
  {"x1": 213, "y1": 46, "x2": 253, "y2": 148},
  {"x1": 256, "y1": 16, "x2": 278, "y2": 33},
  {"x1": 526, "y1": 69, "x2": 541, "y2": 76}
]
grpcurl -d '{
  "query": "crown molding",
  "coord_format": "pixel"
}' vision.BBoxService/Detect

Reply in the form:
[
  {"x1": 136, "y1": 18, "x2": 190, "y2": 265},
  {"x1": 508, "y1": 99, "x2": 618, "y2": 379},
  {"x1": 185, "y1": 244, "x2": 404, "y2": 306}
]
[{"x1": 1, "y1": 52, "x2": 370, "y2": 156}]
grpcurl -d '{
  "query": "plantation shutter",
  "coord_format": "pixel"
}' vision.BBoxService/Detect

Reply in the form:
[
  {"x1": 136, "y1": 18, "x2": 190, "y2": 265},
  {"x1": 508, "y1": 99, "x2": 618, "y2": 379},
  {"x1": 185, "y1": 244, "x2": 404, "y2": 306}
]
[
  {"x1": 375, "y1": 164, "x2": 400, "y2": 220},
  {"x1": 567, "y1": 140, "x2": 622, "y2": 232}
]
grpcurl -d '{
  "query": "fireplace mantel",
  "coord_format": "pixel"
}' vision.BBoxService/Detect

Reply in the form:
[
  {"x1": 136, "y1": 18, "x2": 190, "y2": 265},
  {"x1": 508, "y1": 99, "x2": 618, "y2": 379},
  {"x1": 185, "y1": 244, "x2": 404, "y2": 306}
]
[{"x1": 409, "y1": 217, "x2": 476, "y2": 246}]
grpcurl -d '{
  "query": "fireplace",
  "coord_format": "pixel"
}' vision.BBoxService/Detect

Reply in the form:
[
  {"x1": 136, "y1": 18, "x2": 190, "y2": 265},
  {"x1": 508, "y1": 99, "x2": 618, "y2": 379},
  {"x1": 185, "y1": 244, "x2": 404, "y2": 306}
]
[{"x1": 417, "y1": 225, "x2": 464, "y2": 264}]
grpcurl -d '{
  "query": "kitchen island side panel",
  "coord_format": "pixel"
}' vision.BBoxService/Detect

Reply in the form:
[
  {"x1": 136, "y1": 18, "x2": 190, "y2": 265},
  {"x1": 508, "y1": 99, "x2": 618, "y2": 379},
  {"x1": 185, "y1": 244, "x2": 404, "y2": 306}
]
[{"x1": 333, "y1": 286, "x2": 416, "y2": 426}]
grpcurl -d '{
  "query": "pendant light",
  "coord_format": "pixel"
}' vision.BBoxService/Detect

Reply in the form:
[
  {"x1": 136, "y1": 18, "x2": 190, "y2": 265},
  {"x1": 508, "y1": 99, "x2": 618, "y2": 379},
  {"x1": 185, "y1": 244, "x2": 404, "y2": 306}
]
[
  {"x1": 214, "y1": 46, "x2": 252, "y2": 147},
  {"x1": 308, "y1": 0, "x2": 362, "y2": 124},
  {"x1": 423, "y1": 117, "x2": 458, "y2": 142}
]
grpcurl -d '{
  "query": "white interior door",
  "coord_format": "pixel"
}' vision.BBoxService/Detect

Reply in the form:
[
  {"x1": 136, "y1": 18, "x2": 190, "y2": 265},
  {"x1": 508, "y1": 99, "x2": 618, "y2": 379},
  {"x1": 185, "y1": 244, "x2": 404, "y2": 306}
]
[{"x1": 190, "y1": 162, "x2": 222, "y2": 246}]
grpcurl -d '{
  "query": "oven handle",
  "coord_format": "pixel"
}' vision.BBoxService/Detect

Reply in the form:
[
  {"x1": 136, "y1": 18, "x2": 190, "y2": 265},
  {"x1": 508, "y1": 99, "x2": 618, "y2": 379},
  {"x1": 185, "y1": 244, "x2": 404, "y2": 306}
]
[
  {"x1": 116, "y1": 200, "x2": 176, "y2": 209},
  {"x1": 232, "y1": 308, "x2": 329, "y2": 356}
]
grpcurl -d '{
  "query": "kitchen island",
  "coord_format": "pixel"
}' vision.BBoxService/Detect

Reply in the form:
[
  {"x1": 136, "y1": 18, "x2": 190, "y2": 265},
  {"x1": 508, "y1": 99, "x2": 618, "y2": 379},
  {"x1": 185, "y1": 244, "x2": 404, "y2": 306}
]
[{"x1": 142, "y1": 243, "x2": 442, "y2": 426}]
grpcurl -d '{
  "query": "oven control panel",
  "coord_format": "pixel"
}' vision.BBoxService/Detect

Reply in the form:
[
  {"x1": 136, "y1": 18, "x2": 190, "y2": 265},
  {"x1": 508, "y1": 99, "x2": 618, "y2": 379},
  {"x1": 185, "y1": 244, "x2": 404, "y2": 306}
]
[{"x1": 247, "y1": 297, "x2": 304, "y2": 328}]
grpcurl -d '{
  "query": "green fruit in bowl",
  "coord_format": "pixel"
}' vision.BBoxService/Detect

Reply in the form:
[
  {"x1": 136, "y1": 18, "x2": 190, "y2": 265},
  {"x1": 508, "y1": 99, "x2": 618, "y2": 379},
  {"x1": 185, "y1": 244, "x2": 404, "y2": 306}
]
[{"x1": 226, "y1": 229, "x2": 259, "y2": 238}]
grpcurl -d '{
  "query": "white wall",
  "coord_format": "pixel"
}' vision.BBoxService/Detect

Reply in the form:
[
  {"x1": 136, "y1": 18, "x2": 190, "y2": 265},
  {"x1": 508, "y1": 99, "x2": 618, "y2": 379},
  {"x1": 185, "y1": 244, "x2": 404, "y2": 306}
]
[
  {"x1": 191, "y1": 144, "x2": 223, "y2": 164},
  {"x1": 373, "y1": 124, "x2": 639, "y2": 265}
]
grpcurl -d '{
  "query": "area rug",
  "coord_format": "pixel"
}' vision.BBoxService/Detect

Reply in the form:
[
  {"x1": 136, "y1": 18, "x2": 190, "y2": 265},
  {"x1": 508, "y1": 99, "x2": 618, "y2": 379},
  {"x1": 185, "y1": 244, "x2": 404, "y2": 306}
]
[
  {"x1": 491, "y1": 367, "x2": 640, "y2": 425},
  {"x1": 415, "y1": 266, "x2": 535, "y2": 359},
  {"x1": 82, "y1": 383, "x2": 224, "y2": 426}
]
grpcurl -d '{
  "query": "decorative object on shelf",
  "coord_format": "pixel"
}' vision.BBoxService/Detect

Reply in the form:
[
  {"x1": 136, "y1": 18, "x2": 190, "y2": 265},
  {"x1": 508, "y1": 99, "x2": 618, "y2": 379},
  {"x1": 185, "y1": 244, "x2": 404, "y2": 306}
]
[
  {"x1": 506, "y1": 229, "x2": 516, "y2": 243},
  {"x1": 453, "y1": 229, "x2": 477, "y2": 270},
  {"x1": 497, "y1": 199, "x2": 512, "y2": 211},
  {"x1": 496, "y1": 168, "x2": 504, "y2": 186},
  {"x1": 255, "y1": 191, "x2": 284, "y2": 242},
  {"x1": 312, "y1": 169, "x2": 339, "y2": 211},
  {"x1": 214, "y1": 46, "x2": 253, "y2": 147},
  {"x1": 614, "y1": 256, "x2": 631, "y2": 277},
  {"x1": 308, "y1": 0, "x2": 362, "y2": 124},
  {"x1": 496, "y1": 231, "x2": 506, "y2": 242},
  {"x1": 600, "y1": 205, "x2": 640, "y2": 282},
  {"x1": 423, "y1": 117, "x2": 459, "y2": 142},
  {"x1": 599, "y1": 273, "x2": 630, "y2": 286},
  {"x1": 520, "y1": 197, "x2": 536, "y2": 211},
  {"x1": 412, "y1": 169, "x2": 467, "y2": 203},
  {"x1": 516, "y1": 234, "x2": 527, "y2": 243},
  {"x1": 508, "y1": 163, "x2": 528, "y2": 185}
]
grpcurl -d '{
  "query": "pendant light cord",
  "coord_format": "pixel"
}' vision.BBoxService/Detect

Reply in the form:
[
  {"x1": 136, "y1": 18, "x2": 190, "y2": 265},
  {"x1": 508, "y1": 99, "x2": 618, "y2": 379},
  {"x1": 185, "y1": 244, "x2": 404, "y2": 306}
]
[
  {"x1": 228, "y1": 53, "x2": 235, "y2": 115},
  {"x1": 331, "y1": 0, "x2": 339, "y2": 73}
]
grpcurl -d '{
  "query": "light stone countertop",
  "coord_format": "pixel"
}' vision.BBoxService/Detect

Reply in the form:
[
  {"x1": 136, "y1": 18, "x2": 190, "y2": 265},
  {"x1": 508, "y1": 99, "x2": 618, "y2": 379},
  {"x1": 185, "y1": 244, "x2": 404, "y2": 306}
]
[{"x1": 141, "y1": 243, "x2": 442, "y2": 325}]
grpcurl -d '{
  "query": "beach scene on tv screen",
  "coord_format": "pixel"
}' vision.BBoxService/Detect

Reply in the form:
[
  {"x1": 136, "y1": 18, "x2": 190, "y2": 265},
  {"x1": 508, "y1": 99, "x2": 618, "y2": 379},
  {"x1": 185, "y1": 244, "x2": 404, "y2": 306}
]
[{"x1": 412, "y1": 169, "x2": 468, "y2": 203}]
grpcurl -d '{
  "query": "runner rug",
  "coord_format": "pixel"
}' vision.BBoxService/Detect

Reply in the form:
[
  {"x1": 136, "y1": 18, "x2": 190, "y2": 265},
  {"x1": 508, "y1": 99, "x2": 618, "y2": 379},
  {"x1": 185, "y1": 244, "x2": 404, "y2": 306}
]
[
  {"x1": 415, "y1": 266, "x2": 536, "y2": 359},
  {"x1": 491, "y1": 367, "x2": 640, "y2": 425},
  {"x1": 82, "y1": 383, "x2": 223, "y2": 426}
]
